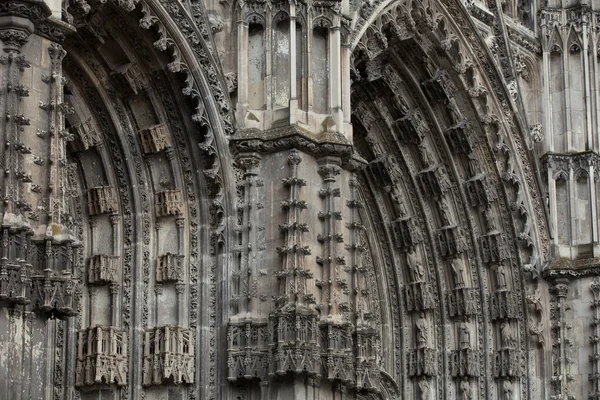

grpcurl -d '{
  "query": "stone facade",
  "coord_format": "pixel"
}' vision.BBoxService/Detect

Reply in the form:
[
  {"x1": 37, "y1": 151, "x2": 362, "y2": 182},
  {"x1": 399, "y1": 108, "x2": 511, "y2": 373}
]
[{"x1": 0, "y1": 0, "x2": 599, "y2": 399}]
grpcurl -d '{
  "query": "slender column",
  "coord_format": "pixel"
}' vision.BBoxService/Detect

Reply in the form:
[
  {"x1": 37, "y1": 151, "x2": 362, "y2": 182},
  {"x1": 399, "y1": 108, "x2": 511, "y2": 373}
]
[{"x1": 330, "y1": 19, "x2": 343, "y2": 134}]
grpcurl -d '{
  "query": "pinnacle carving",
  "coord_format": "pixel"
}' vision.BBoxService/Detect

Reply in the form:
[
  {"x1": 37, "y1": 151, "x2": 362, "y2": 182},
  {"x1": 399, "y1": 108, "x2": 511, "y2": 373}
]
[
  {"x1": 76, "y1": 326, "x2": 128, "y2": 387},
  {"x1": 143, "y1": 325, "x2": 195, "y2": 385}
]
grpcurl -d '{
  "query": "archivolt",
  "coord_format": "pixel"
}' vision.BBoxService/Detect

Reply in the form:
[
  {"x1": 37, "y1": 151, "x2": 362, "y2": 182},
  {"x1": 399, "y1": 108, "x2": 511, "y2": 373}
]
[
  {"x1": 58, "y1": 1, "x2": 235, "y2": 398},
  {"x1": 348, "y1": 0, "x2": 549, "y2": 398}
]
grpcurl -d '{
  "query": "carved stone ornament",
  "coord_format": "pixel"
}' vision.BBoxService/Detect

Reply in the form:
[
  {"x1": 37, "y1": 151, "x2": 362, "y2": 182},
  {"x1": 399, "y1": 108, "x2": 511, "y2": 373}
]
[
  {"x1": 88, "y1": 254, "x2": 120, "y2": 284},
  {"x1": 143, "y1": 325, "x2": 195, "y2": 385},
  {"x1": 139, "y1": 123, "x2": 171, "y2": 154},
  {"x1": 156, "y1": 253, "x2": 184, "y2": 282},
  {"x1": 155, "y1": 190, "x2": 183, "y2": 217},
  {"x1": 76, "y1": 326, "x2": 128, "y2": 387},
  {"x1": 87, "y1": 186, "x2": 119, "y2": 215}
]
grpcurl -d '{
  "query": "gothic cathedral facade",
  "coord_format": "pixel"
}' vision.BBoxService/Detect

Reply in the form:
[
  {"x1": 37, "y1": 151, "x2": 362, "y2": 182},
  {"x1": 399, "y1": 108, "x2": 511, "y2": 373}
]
[{"x1": 0, "y1": 0, "x2": 598, "y2": 398}]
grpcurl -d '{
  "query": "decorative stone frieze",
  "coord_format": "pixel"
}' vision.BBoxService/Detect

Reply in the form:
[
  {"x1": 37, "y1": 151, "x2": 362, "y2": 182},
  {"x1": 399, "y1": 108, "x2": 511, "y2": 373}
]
[
  {"x1": 139, "y1": 123, "x2": 170, "y2": 154},
  {"x1": 156, "y1": 253, "x2": 184, "y2": 282},
  {"x1": 76, "y1": 326, "x2": 128, "y2": 387},
  {"x1": 88, "y1": 254, "x2": 119, "y2": 284},
  {"x1": 155, "y1": 190, "x2": 183, "y2": 217},
  {"x1": 464, "y1": 174, "x2": 498, "y2": 207},
  {"x1": 87, "y1": 186, "x2": 119, "y2": 215},
  {"x1": 142, "y1": 325, "x2": 195, "y2": 385}
]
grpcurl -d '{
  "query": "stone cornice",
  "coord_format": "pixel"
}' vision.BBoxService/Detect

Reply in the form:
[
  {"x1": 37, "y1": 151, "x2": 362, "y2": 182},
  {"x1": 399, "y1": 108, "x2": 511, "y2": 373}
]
[
  {"x1": 230, "y1": 125, "x2": 354, "y2": 161},
  {"x1": 540, "y1": 151, "x2": 600, "y2": 179},
  {"x1": 543, "y1": 257, "x2": 600, "y2": 279}
]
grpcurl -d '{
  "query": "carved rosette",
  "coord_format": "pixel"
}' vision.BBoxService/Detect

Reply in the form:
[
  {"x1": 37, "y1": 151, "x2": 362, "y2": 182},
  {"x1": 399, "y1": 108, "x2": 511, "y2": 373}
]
[
  {"x1": 76, "y1": 326, "x2": 128, "y2": 387},
  {"x1": 142, "y1": 325, "x2": 195, "y2": 386}
]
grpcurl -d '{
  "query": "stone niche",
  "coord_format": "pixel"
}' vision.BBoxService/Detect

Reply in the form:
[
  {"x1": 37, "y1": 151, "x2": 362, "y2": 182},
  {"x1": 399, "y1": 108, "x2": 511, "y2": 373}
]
[
  {"x1": 88, "y1": 254, "x2": 120, "y2": 284},
  {"x1": 407, "y1": 347, "x2": 437, "y2": 377},
  {"x1": 367, "y1": 158, "x2": 393, "y2": 189},
  {"x1": 444, "y1": 120, "x2": 473, "y2": 154},
  {"x1": 155, "y1": 190, "x2": 183, "y2": 217},
  {"x1": 479, "y1": 233, "x2": 510, "y2": 264},
  {"x1": 447, "y1": 287, "x2": 479, "y2": 318},
  {"x1": 139, "y1": 123, "x2": 170, "y2": 154},
  {"x1": 0, "y1": 264, "x2": 30, "y2": 305},
  {"x1": 88, "y1": 186, "x2": 119, "y2": 215},
  {"x1": 437, "y1": 226, "x2": 465, "y2": 258},
  {"x1": 76, "y1": 326, "x2": 128, "y2": 387},
  {"x1": 227, "y1": 320, "x2": 269, "y2": 381},
  {"x1": 394, "y1": 109, "x2": 426, "y2": 144},
  {"x1": 30, "y1": 269, "x2": 77, "y2": 318},
  {"x1": 156, "y1": 253, "x2": 184, "y2": 282},
  {"x1": 71, "y1": 118, "x2": 102, "y2": 151},
  {"x1": 390, "y1": 217, "x2": 422, "y2": 252},
  {"x1": 143, "y1": 325, "x2": 195, "y2": 386},
  {"x1": 464, "y1": 174, "x2": 497, "y2": 207},
  {"x1": 111, "y1": 62, "x2": 148, "y2": 95},
  {"x1": 405, "y1": 282, "x2": 435, "y2": 312},
  {"x1": 416, "y1": 164, "x2": 448, "y2": 198}
]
